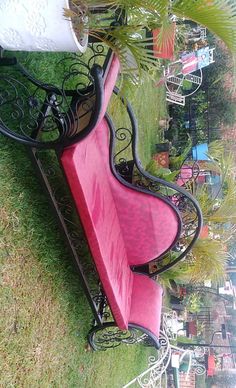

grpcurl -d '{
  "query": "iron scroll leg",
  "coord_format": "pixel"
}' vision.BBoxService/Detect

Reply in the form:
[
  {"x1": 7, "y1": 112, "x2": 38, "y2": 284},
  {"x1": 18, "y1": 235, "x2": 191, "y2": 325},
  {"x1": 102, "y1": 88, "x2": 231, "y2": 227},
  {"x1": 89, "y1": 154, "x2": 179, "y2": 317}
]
[
  {"x1": 27, "y1": 147, "x2": 103, "y2": 326},
  {"x1": 88, "y1": 322, "x2": 160, "y2": 351}
]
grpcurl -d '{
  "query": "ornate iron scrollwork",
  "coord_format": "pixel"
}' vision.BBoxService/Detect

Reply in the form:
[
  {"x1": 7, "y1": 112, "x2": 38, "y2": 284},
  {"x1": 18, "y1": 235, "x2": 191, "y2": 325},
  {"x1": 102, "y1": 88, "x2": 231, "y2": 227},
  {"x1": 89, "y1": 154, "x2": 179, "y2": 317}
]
[
  {"x1": 0, "y1": 44, "x2": 107, "y2": 148},
  {"x1": 88, "y1": 324, "x2": 135, "y2": 351},
  {"x1": 88, "y1": 323, "x2": 159, "y2": 351}
]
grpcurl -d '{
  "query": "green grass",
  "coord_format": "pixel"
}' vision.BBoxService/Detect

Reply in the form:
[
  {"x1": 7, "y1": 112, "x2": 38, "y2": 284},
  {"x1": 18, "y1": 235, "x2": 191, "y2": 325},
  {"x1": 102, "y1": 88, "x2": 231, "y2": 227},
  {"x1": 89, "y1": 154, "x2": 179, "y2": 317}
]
[
  {"x1": 0, "y1": 51, "x2": 166, "y2": 387},
  {"x1": 123, "y1": 78, "x2": 166, "y2": 166},
  {"x1": 110, "y1": 76, "x2": 166, "y2": 167}
]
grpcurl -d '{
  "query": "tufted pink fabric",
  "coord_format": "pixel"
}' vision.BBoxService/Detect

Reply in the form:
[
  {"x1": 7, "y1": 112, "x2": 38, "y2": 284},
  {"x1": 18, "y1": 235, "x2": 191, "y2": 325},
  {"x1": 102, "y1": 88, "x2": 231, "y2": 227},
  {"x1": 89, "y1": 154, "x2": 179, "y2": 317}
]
[
  {"x1": 61, "y1": 135, "x2": 164, "y2": 335},
  {"x1": 61, "y1": 122, "x2": 175, "y2": 332}
]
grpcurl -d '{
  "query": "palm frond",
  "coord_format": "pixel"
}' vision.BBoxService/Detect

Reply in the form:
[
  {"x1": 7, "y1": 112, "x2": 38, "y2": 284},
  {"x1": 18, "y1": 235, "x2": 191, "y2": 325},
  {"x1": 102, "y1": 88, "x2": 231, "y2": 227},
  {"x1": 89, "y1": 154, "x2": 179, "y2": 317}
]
[
  {"x1": 172, "y1": 0, "x2": 236, "y2": 55},
  {"x1": 190, "y1": 238, "x2": 228, "y2": 282}
]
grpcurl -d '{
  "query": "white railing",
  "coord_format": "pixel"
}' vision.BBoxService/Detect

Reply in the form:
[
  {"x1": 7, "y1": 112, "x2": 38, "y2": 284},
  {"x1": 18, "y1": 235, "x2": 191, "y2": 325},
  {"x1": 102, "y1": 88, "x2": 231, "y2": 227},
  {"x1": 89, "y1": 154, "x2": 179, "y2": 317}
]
[
  {"x1": 123, "y1": 330, "x2": 171, "y2": 388},
  {"x1": 123, "y1": 309, "x2": 206, "y2": 388}
]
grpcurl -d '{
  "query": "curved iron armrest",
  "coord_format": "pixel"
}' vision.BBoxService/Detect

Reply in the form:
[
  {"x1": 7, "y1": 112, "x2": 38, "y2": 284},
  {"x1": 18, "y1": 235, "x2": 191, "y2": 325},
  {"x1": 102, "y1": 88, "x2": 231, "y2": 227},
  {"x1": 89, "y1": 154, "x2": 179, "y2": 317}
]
[
  {"x1": 0, "y1": 45, "x2": 113, "y2": 149},
  {"x1": 111, "y1": 87, "x2": 203, "y2": 276}
]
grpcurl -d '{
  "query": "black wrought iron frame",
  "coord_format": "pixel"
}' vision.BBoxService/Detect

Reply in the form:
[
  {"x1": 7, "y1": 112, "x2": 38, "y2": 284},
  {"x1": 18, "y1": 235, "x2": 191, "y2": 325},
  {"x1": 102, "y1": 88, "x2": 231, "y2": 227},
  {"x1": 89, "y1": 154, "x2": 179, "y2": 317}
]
[
  {"x1": 0, "y1": 45, "x2": 202, "y2": 350},
  {"x1": 28, "y1": 144, "x2": 162, "y2": 351}
]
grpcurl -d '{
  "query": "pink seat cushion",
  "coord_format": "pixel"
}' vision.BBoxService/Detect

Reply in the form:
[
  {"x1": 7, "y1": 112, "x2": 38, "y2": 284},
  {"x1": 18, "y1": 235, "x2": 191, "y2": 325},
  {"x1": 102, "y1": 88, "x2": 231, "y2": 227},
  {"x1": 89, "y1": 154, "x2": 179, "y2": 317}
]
[
  {"x1": 61, "y1": 137, "x2": 133, "y2": 330},
  {"x1": 129, "y1": 274, "x2": 163, "y2": 337},
  {"x1": 96, "y1": 53, "x2": 120, "y2": 126}
]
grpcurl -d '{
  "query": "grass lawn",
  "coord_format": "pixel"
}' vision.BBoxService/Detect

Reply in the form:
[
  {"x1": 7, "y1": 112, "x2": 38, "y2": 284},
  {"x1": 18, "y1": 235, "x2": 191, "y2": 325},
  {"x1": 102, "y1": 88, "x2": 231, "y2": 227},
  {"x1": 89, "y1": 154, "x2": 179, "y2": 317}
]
[
  {"x1": 120, "y1": 77, "x2": 166, "y2": 166},
  {"x1": 0, "y1": 51, "x2": 166, "y2": 387}
]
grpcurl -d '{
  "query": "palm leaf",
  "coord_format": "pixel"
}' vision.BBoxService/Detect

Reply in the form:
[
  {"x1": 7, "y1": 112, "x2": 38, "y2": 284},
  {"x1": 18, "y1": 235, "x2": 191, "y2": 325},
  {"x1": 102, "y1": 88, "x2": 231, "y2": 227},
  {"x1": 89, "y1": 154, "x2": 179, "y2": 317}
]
[
  {"x1": 172, "y1": 0, "x2": 236, "y2": 55},
  {"x1": 190, "y1": 238, "x2": 228, "y2": 282}
]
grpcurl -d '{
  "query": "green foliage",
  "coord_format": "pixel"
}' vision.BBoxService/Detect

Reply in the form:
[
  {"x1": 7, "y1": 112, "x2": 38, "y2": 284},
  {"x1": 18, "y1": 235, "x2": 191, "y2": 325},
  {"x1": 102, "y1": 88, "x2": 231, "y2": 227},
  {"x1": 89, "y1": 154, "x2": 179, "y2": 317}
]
[
  {"x1": 196, "y1": 140, "x2": 236, "y2": 225},
  {"x1": 182, "y1": 79, "x2": 193, "y2": 91},
  {"x1": 66, "y1": 0, "x2": 236, "y2": 83},
  {"x1": 145, "y1": 159, "x2": 179, "y2": 182},
  {"x1": 158, "y1": 262, "x2": 191, "y2": 288},
  {"x1": 177, "y1": 336, "x2": 196, "y2": 345},
  {"x1": 208, "y1": 139, "x2": 227, "y2": 161},
  {"x1": 159, "y1": 139, "x2": 236, "y2": 288},
  {"x1": 203, "y1": 38, "x2": 236, "y2": 127},
  {"x1": 182, "y1": 292, "x2": 203, "y2": 313},
  {"x1": 169, "y1": 137, "x2": 192, "y2": 169},
  {"x1": 172, "y1": 0, "x2": 236, "y2": 57},
  {"x1": 159, "y1": 237, "x2": 228, "y2": 286},
  {"x1": 66, "y1": 1, "x2": 168, "y2": 82},
  {"x1": 190, "y1": 239, "x2": 228, "y2": 282}
]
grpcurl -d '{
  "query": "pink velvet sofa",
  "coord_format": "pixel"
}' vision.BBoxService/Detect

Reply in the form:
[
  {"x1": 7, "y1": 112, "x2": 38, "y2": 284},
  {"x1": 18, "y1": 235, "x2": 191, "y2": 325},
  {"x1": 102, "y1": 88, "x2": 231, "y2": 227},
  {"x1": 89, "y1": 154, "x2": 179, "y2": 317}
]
[{"x1": 0, "y1": 46, "x2": 202, "y2": 351}]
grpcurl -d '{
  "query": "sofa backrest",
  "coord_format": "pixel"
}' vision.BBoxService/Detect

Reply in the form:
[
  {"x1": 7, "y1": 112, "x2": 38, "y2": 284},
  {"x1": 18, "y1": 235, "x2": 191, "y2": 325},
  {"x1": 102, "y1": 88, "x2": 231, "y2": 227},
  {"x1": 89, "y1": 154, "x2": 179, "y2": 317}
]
[{"x1": 94, "y1": 119, "x2": 182, "y2": 266}]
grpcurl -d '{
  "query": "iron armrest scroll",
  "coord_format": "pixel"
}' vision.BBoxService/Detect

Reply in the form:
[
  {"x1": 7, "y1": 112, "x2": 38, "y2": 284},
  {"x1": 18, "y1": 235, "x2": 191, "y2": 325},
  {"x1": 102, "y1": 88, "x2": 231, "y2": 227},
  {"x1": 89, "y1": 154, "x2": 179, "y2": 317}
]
[{"x1": 0, "y1": 54, "x2": 104, "y2": 149}]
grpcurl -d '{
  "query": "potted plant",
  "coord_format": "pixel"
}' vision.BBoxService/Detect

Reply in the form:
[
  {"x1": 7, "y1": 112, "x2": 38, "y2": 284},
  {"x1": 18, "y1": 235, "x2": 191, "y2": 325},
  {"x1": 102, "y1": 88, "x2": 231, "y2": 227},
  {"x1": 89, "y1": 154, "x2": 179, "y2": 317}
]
[
  {"x1": 1, "y1": 0, "x2": 236, "y2": 78},
  {"x1": 0, "y1": 0, "x2": 88, "y2": 52},
  {"x1": 65, "y1": 1, "x2": 167, "y2": 81}
]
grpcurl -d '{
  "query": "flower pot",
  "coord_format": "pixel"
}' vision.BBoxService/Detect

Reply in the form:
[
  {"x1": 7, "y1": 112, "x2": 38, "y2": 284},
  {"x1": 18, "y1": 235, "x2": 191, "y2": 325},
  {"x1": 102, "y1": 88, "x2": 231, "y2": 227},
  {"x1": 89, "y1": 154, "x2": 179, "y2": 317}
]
[{"x1": 0, "y1": 0, "x2": 88, "y2": 52}]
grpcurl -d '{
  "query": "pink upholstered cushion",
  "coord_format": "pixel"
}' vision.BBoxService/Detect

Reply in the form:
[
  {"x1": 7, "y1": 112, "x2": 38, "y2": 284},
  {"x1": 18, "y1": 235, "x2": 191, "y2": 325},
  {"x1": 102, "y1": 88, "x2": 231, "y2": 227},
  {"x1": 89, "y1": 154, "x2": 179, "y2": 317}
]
[
  {"x1": 96, "y1": 54, "x2": 120, "y2": 126},
  {"x1": 61, "y1": 137, "x2": 133, "y2": 330},
  {"x1": 94, "y1": 119, "x2": 181, "y2": 266},
  {"x1": 129, "y1": 274, "x2": 163, "y2": 337}
]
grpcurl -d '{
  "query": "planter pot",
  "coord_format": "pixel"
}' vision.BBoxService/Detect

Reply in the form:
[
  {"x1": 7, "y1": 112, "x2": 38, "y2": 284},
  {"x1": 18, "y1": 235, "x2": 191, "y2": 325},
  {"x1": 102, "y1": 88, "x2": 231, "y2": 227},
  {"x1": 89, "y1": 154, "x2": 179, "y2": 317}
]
[{"x1": 0, "y1": 0, "x2": 88, "y2": 52}]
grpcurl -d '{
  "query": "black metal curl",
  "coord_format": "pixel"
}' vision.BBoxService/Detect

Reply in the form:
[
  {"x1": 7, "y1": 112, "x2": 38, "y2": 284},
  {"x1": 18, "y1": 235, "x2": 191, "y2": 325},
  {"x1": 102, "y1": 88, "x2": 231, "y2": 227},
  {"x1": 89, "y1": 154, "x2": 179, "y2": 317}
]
[
  {"x1": 87, "y1": 43, "x2": 107, "y2": 69},
  {"x1": 0, "y1": 74, "x2": 67, "y2": 144},
  {"x1": 92, "y1": 293, "x2": 108, "y2": 307},
  {"x1": 57, "y1": 196, "x2": 74, "y2": 216},
  {"x1": 44, "y1": 167, "x2": 57, "y2": 178},
  {"x1": 89, "y1": 326, "x2": 149, "y2": 350},
  {"x1": 115, "y1": 126, "x2": 132, "y2": 141},
  {"x1": 93, "y1": 328, "x2": 130, "y2": 349},
  {"x1": 88, "y1": 322, "x2": 160, "y2": 351},
  {"x1": 55, "y1": 44, "x2": 106, "y2": 80},
  {"x1": 0, "y1": 45, "x2": 106, "y2": 148},
  {"x1": 102, "y1": 311, "x2": 111, "y2": 320},
  {"x1": 134, "y1": 177, "x2": 161, "y2": 193},
  {"x1": 158, "y1": 336, "x2": 168, "y2": 347},
  {"x1": 0, "y1": 89, "x2": 11, "y2": 105},
  {"x1": 113, "y1": 127, "x2": 133, "y2": 166}
]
